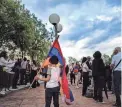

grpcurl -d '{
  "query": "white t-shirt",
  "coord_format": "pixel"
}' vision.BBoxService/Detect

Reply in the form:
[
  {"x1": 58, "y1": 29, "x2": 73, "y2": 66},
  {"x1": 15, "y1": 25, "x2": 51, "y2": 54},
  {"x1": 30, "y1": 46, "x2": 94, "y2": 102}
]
[
  {"x1": 111, "y1": 52, "x2": 121, "y2": 71},
  {"x1": 82, "y1": 62, "x2": 92, "y2": 72},
  {"x1": 0, "y1": 57, "x2": 15, "y2": 73},
  {"x1": 46, "y1": 66, "x2": 61, "y2": 88},
  {"x1": 21, "y1": 61, "x2": 27, "y2": 69}
]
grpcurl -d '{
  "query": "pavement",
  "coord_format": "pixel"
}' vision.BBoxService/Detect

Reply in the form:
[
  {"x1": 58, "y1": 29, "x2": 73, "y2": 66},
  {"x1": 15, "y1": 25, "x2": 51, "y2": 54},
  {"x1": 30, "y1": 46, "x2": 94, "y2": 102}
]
[{"x1": 0, "y1": 83, "x2": 115, "y2": 107}]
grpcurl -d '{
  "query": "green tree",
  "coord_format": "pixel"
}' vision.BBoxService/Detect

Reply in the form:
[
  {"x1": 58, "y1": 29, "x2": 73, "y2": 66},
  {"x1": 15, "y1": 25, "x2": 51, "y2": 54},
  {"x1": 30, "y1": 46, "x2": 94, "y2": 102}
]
[
  {"x1": 102, "y1": 54, "x2": 111, "y2": 65},
  {"x1": 0, "y1": 0, "x2": 53, "y2": 61},
  {"x1": 68, "y1": 56, "x2": 77, "y2": 64}
]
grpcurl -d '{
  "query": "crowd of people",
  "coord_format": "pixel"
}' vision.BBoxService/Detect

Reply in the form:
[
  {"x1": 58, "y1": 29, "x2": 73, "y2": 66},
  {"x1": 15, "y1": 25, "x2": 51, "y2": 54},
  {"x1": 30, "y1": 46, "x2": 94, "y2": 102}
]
[
  {"x1": 0, "y1": 46, "x2": 121, "y2": 107},
  {"x1": 66, "y1": 47, "x2": 121, "y2": 107},
  {"x1": 0, "y1": 51, "x2": 40, "y2": 95}
]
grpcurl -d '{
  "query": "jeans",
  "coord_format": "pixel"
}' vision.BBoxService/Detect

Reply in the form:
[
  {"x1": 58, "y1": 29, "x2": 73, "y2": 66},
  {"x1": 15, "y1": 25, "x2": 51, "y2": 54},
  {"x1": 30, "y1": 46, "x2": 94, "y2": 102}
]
[
  {"x1": 20, "y1": 69, "x2": 27, "y2": 85},
  {"x1": 12, "y1": 69, "x2": 19, "y2": 88},
  {"x1": 82, "y1": 72, "x2": 89, "y2": 96},
  {"x1": 45, "y1": 86, "x2": 60, "y2": 107},
  {"x1": 113, "y1": 71, "x2": 121, "y2": 106},
  {"x1": 70, "y1": 73, "x2": 75, "y2": 85}
]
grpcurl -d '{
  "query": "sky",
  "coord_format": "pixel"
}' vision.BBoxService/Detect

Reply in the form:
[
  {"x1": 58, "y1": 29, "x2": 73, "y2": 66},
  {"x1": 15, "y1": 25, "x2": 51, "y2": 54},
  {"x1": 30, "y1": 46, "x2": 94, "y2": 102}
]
[{"x1": 22, "y1": 0, "x2": 121, "y2": 61}]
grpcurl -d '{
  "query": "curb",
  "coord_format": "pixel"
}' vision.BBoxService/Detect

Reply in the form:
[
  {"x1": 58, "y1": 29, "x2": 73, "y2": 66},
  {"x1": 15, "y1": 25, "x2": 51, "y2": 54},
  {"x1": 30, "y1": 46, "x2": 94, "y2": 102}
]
[
  {"x1": 0, "y1": 81, "x2": 44, "y2": 98},
  {"x1": 0, "y1": 85, "x2": 30, "y2": 98}
]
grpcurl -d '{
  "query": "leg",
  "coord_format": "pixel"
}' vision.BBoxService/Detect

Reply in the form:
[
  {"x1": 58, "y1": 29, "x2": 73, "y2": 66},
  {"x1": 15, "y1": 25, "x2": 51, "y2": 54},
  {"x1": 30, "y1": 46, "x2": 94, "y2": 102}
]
[
  {"x1": 82, "y1": 72, "x2": 89, "y2": 96},
  {"x1": 113, "y1": 72, "x2": 121, "y2": 106},
  {"x1": 45, "y1": 88, "x2": 53, "y2": 107},
  {"x1": 20, "y1": 69, "x2": 24, "y2": 85},
  {"x1": 93, "y1": 77, "x2": 98, "y2": 100},
  {"x1": 53, "y1": 92, "x2": 59, "y2": 107},
  {"x1": 70, "y1": 74, "x2": 73, "y2": 85},
  {"x1": 32, "y1": 71, "x2": 37, "y2": 88},
  {"x1": 74, "y1": 74, "x2": 76, "y2": 84}
]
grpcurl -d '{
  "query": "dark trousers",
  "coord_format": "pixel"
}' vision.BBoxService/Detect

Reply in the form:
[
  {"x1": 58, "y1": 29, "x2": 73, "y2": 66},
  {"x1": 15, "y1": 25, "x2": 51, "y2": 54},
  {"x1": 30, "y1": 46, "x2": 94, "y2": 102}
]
[
  {"x1": 82, "y1": 72, "x2": 89, "y2": 96},
  {"x1": 12, "y1": 69, "x2": 19, "y2": 88},
  {"x1": 93, "y1": 76, "x2": 104, "y2": 102},
  {"x1": 30, "y1": 70, "x2": 37, "y2": 88},
  {"x1": 106, "y1": 79, "x2": 112, "y2": 91},
  {"x1": 7, "y1": 73, "x2": 14, "y2": 89},
  {"x1": 20, "y1": 69, "x2": 27, "y2": 85},
  {"x1": 113, "y1": 71, "x2": 121, "y2": 106},
  {"x1": 70, "y1": 73, "x2": 75, "y2": 85},
  {"x1": 45, "y1": 86, "x2": 60, "y2": 107}
]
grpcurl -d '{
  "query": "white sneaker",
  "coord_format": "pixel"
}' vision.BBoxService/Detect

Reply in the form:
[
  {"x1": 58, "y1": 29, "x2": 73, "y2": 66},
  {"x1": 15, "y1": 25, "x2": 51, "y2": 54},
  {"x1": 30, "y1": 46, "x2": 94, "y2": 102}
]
[
  {"x1": 10, "y1": 88, "x2": 18, "y2": 91},
  {"x1": 6, "y1": 89, "x2": 9, "y2": 92},
  {"x1": 76, "y1": 86, "x2": 79, "y2": 89},
  {"x1": 0, "y1": 90, "x2": 6, "y2": 95},
  {"x1": 101, "y1": 101, "x2": 106, "y2": 104}
]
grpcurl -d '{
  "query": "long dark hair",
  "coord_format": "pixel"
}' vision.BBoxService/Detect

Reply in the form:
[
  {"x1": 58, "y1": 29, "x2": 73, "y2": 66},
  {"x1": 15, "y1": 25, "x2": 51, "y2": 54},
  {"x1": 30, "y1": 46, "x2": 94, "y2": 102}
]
[
  {"x1": 82, "y1": 57, "x2": 87, "y2": 63},
  {"x1": 32, "y1": 60, "x2": 37, "y2": 66},
  {"x1": 93, "y1": 51, "x2": 102, "y2": 59},
  {"x1": 0, "y1": 51, "x2": 7, "y2": 59}
]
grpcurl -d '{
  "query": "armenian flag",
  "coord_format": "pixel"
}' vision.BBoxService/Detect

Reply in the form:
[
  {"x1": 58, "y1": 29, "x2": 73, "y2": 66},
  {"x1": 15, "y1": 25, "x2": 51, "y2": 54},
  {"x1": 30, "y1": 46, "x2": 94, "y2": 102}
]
[{"x1": 42, "y1": 37, "x2": 74, "y2": 105}]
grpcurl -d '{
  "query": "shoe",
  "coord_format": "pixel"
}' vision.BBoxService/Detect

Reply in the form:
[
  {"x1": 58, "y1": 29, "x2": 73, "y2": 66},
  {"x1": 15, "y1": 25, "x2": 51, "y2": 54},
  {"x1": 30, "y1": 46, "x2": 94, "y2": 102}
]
[
  {"x1": 6, "y1": 89, "x2": 9, "y2": 92},
  {"x1": 0, "y1": 90, "x2": 6, "y2": 95},
  {"x1": 101, "y1": 101, "x2": 106, "y2": 104},
  {"x1": 113, "y1": 103, "x2": 121, "y2": 107},
  {"x1": 76, "y1": 86, "x2": 79, "y2": 89},
  {"x1": 12, "y1": 87, "x2": 17, "y2": 89}
]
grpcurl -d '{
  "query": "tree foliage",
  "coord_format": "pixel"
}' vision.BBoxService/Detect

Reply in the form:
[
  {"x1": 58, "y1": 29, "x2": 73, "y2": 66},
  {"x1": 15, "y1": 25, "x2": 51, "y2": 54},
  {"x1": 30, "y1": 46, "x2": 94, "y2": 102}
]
[
  {"x1": 0, "y1": 0, "x2": 52, "y2": 61},
  {"x1": 68, "y1": 56, "x2": 77, "y2": 64},
  {"x1": 102, "y1": 54, "x2": 111, "y2": 65}
]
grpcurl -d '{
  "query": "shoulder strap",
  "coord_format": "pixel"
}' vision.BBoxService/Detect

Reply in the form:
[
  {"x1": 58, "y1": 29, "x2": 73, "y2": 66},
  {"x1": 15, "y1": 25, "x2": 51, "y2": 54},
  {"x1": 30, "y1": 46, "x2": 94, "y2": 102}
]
[{"x1": 113, "y1": 59, "x2": 121, "y2": 70}]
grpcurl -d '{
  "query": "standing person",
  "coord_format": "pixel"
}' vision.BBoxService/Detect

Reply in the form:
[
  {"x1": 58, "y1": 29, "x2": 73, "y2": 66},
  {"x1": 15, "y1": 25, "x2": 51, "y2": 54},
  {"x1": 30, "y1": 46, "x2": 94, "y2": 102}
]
[
  {"x1": 26, "y1": 60, "x2": 31, "y2": 83},
  {"x1": 82, "y1": 57, "x2": 91, "y2": 96},
  {"x1": 74, "y1": 62, "x2": 80, "y2": 88},
  {"x1": 92, "y1": 51, "x2": 106, "y2": 103},
  {"x1": 0, "y1": 51, "x2": 15, "y2": 94},
  {"x1": 6, "y1": 55, "x2": 15, "y2": 90},
  {"x1": 70, "y1": 63, "x2": 75, "y2": 86},
  {"x1": 20, "y1": 57, "x2": 27, "y2": 85},
  {"x1": 12, "y1": 58, "x2": 21, "y2": 89},
  {"x1": 111, "y1": 47, "x2": 121, "y2": 107},
  {"x1": 65, "y1": 65, "x2": 69, "y2": 76},
  {"x1": 30, "y1": 60, "x2": 38, "y2": 88},
  {"x1": 79, "y1": 63, "x2": 83, "y2": 84},
  {"x1": 34, "y1": 55, "x2": 61, "y2": 107}
]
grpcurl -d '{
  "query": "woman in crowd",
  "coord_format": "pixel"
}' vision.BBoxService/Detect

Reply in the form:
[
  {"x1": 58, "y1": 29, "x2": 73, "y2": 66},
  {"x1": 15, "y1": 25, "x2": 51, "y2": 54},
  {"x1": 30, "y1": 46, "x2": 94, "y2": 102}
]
[
  {"x1": 82, "y1": 57, "x2": 91, "y2": 96},
  {"x1": 92, "y1": 51, "x2": 105, "y2": 103},
  {"x1": 70, "y1": 63, "x2": 75, "y2": 86},
  {"x1": 0, "y1": 51, "x2": 15, "y2": 94},
  {"x1": 65, "y1": 65, "x2": 69, "y2": 76},
  {"x1": 74, "y1": 62, "x2": 80, "y2": 88}
]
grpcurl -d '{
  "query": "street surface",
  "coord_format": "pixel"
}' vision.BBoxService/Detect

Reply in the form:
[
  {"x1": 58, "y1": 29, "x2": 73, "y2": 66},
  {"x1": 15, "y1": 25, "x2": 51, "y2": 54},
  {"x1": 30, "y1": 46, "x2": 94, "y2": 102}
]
[{"x1": 0, "y1": 84, "x2": 115, "y2": 107}]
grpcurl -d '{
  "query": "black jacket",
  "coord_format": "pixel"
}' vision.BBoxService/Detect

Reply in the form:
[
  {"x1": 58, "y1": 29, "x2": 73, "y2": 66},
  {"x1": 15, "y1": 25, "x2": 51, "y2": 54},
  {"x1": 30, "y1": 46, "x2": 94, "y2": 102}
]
[{"x1": 92, "y1": 58, "x2": 105, "y2": 77}]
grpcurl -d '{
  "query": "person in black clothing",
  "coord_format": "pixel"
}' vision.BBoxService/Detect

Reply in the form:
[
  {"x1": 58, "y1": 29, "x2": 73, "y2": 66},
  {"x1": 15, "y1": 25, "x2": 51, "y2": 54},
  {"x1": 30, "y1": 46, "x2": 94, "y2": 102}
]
[
  {"x1": 12, "y1": 58, "x2": 21, "y2": 89},
  {"x1": 92, "y1": 51, "x2": 106, "y2": 103},
  {"x1": 65, "y1": 65, "x2": 69, "y2": 76},
  {"x1": 70, "y1": 63, "x2": 75, "y2": 85}
]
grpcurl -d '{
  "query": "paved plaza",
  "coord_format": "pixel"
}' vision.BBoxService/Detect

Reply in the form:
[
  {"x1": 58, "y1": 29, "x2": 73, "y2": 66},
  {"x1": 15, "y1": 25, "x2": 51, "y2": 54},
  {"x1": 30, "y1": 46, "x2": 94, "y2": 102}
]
[{"x1": 0, "y1": 84, "x2": 115, "y2": 107}]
